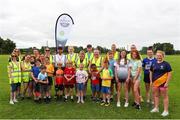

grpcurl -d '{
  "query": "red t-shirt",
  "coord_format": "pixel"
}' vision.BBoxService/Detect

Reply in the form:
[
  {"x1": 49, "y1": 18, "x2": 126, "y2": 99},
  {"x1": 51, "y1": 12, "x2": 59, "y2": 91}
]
[
  {"x1": 64, "y1": 67, "x2": 76, "y2": 85},
  {"x1": 55, "y1": 69, "x2": 64, "y2": 85},
  {"x1": 91, "y1": 70, "x2": 100, "y2": 85}
]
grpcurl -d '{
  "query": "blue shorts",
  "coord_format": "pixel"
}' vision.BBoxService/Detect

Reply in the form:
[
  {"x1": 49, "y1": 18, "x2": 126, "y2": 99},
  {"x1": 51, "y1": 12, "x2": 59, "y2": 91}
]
[
  {"x1": 101, "y1": 86, "x2": 110, "y2": 94},
  {"x1": 11, "y1": 83, "x2": 18, "y2": 92},
  {"x1": 91, "y1": 84, "x2": 100, "y2": 93},
  {"x1": 77, "y1": 83, "x2": 85, "y2": 91}
]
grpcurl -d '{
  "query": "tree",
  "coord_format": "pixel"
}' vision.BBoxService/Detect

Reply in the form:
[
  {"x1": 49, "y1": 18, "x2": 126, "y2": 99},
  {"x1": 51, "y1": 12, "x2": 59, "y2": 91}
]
[
  {"x1": 153, "y1": 43, "x2": 174, "y2": 55},
  {"x1": 0, "y1": 37, "x2": 16, "y2": 54}
]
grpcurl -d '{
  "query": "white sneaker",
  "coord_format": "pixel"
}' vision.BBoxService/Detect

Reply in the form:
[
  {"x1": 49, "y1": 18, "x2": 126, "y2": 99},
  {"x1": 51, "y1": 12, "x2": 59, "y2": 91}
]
[
  {"x1": 124, "y1": 102, "x2": 129, "y2": 107},
  {"x1": 81, "y1": 100, "x2": 84, "y2": 104},
  {"x1": 150, "y1": 108, "x2": 159, "y2": 113},
  {"x1": 9, "y1": 100, "x2": 14, "y2": 105},
  {"x1": 147, "y1": 99, "x2": 150, "y2": 103},
  {"x1": 77, "y1": 100, "x2": 80, "y2": 103},
  {"x1": 161, "y1": 111, "x2": 169, "y2": 117},
  {"x1": 117, "y1": 102, "x2": 121, "y2": 107},
  {"x1": 13, "y1": 99, "x2": 18, "y2": 103}
]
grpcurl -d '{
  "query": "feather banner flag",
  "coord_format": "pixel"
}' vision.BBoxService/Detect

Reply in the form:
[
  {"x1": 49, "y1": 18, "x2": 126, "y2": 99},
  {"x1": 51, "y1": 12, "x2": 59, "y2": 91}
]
[{"x1": 55, "y1": 13, "x2": 74, "y2": 50}]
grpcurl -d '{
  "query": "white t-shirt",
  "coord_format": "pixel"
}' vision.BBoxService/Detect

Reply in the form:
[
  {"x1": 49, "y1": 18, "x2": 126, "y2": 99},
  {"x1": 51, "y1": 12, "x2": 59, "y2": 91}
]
[
  {"x1": 53, "y1": 54, "x2": 66, "y2": 67},
  {"x1": 75, "y1": 70, "x2": 88, "y2": 83}
]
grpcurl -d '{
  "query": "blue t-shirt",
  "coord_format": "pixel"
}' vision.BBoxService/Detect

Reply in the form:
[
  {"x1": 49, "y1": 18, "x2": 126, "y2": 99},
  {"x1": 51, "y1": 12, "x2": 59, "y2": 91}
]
[
  {"x1": 31, "y1": 66, "x2": 40, "y2": 78},
  {"x1": 108, "y1": 58, "x2": 116, "y2": 75},
  {"x1": 150, "y1": 61, "x2": 172, "y2": 82},
  {"x1": 142, "y1": 57, "x2": 157, "y2": 74},
  {"x1": 38, "y1": 72, "x2": 47, "y2": 81}
]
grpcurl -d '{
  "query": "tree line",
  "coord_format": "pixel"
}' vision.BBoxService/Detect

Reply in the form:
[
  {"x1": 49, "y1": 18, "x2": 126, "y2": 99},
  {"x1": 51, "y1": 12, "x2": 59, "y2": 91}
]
[{"x1": 0, "y1": 37, "x2": 180, "y2": 55}]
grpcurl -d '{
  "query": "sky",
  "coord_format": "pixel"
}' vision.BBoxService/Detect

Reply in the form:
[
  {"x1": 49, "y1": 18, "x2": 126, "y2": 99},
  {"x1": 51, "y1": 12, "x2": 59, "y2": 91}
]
[{"x1": 0, "y1": 0, "x2": 180, "y2": 50}]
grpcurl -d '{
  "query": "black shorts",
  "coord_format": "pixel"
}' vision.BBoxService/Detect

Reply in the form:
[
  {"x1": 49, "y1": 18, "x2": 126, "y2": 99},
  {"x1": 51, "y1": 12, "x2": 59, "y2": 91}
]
[
  {"x1": 34, "y1": 83, "x2": 41, "y2": 92},
  {"x1": 10, "y1": 83, "x2": 19, "y2": 92},
  {"x1": 64, "y1": 84, "x2": 74, "y2": 89},
  {"x1": 144, "y1": 74, "x2": 150, "y2": 83},
  {"x1": 17, "y1": 82, "x2": 21, "y2": 87},
  {"x1": 48, "y1": 76, "x2": 53, "y2": 86},
  {"x1": 40, "y1": 84, "x2": 49, "y2": 93},
  {"x1": 55, "y1": 84, "x2": 64, "y2": 91},
  {"x1": 118, "y1": 79, "x2": 126, "y2": 83}
]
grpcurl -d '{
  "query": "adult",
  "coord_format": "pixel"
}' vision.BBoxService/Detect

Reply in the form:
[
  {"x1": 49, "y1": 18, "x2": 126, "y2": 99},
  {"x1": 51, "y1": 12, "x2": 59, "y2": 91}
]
[
  {"x1": 21, "y1": 54, "x2": 32, "y2": 99},
  {"x1": 44, "y1": 47, "x2": 53, "y2": 64},
  {"x1": 109, "y1": 44, "x2": 119, "y2": 61},
  {"x1": 85, "y1": 44, "x2": 94, "y2": 64},
  {"x1": 142, "y1": 47, "x2": 157, "y2": 104},
  {"x1": 66, "y1": 46, "x2": 78, "y2": 66},
  {"x1": 13, "y1": 48, "x2": 22, "y2": 62},
  {"x1": 129, "y1": 50, "x2": 142, "y2": 110},
  {"x1": 33, "y1": 48, "x2": 40, "y2": 60},
  {"x1": 53, "y1": 46, "x2": 66, "y2": 70},
  {"x1": 150, "y1": 50, "x2": 172, "y2": 117},
  {"x1": 8, "y1": 53, "x2": 22, "y2": 104}
]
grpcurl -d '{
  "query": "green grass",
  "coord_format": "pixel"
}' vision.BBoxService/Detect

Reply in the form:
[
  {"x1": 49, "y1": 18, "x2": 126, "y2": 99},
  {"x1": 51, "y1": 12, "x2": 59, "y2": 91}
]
[{"x1": 0, "y1": 55, "x2": 180, "y2": 119}]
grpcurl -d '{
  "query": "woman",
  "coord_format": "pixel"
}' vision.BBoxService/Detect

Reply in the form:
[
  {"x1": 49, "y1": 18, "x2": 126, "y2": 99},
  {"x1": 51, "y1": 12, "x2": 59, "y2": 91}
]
[
  {"x1": 21, "y1": 54, "x2": 32, "y2": 99},
  {"x1": 115, "y1": 50, "x2": 130, "y2": 107},
  {"x1": 40, "y1": 54, "x2": 46, "y2": 65},
  {"x1": 129, "y1": 50, "x2": 142, "y2": 110},
  {"x1": 66, "y1": 46, "x2": 78, "y2": 67},
  {"x1": 150, "y1": 50, "x2": 172, "y2": 117},
  {"x1": 8, "y1": 53, "x2": 22, "y2": 104}
]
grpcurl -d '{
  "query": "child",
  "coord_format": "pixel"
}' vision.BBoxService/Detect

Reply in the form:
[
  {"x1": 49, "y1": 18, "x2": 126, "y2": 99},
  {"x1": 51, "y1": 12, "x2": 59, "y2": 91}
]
[
  {"x1": 89, "y1": 64, "x2": 100, "y2": 102},
  {"x1": 64, "y1": 60, "x2": 76, "y2": 102},
  {"x1": 107, "y1": 51, "x2": 116, "y2": 101},
  {"x1": 100, "y1": 58, "x2": 113, "y2": 106},
  {"x1": 54, "y1": 63, "x2": 64, "y2": 102},
  {"x1": 45, "y1": 57, "x2": 54, "y2": 99},
  {"x1": 31, "y1": 59, "x2": 41, "y2": 102},
  {"x1": 142, "y1": 46, "x2": 156, "y2": 104},
  {"x1": 75, "y1": 63, "x2": 88, "y2": 103},
  {"x1": 37, "y1": 65, "x2": 49, "y2": 103}
]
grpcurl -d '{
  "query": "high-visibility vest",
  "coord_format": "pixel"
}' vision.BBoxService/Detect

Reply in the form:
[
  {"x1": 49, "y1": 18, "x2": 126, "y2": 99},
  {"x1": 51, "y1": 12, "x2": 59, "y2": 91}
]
[
  {"x1": 66, "y1": 53, "x2": 78, "y2": 64},
  {"x1": 46, "y1": 55, "x2": 53, "y2": 64},
  {"x1": 21, "y1": 61, "x2": 31, "y2": 82},
  {"x1": 85, "y1": 52, "x2": 94, "y2": 62},
  {"x1": 91, "y1": 56, "x2": 103, "y2": 70},
  {"x1": 107, "y1": 51, "x2": 119, "y2": 61},
  {"x1": 8, "y1": 61, "x2": 22, "y2": 84},
  {"x1": 76, "y1": 57, "x2": 88, "y2": 70}
]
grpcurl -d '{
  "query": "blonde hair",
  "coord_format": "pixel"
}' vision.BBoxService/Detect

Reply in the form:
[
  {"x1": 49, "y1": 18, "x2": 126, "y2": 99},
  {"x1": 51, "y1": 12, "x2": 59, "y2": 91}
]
[
  {"x1": 156, "y1": 50, "x2": 165, "y2": 57},
  {"x1": 79, "y1": 50, "x2": 85, "y2": 55},
  {"x1": 68, "y1": 46, "x2": 74, "y2": 52}
]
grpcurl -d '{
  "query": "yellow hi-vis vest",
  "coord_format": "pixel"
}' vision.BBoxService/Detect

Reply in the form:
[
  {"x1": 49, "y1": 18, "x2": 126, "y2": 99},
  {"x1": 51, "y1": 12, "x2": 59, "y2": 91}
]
[
  {"x1": 76, "y1": 58, "x2": 88, "y2": 70},
  {"x1": 66, "y1": 53, "x2": 78, "y2": 64},
  {"x1": 85, "y1": 52, "x2": 94, "y2": 62},
  {"x1": 91, "y1": 56, "x2": 103, "y2": 70},
  {"x1": 8, "y1": 61, "x2": 22, "y2": 84},
  {"x1": 21, "y1": 61, "x2": 31, "y2": 82}
]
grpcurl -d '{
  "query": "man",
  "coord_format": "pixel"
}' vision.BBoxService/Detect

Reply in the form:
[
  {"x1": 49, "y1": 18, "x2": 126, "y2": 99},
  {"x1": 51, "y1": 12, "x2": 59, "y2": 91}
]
[{"x1": 85, "y1": 44, "x2": 94, "y2": 64}]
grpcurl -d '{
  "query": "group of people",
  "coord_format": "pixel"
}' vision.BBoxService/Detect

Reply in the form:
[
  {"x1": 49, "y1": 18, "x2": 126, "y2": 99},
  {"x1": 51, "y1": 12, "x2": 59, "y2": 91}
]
[{"x1": 7, "y1": 44, "x2": 172, "y2": 117}]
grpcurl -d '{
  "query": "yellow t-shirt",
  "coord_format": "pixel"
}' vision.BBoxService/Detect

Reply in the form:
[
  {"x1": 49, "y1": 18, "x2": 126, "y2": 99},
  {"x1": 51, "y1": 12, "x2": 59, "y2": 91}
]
[
  {"x1": 46, "y1": 64, "x2": 54, "y2": 77},
  {"x1": 101, "y1": 68, "x2": 113, "y2": 87}
]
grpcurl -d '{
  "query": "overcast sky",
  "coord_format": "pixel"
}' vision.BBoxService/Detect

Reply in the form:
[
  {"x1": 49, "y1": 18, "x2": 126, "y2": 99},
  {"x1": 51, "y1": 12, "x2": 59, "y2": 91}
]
[{"x1": 0, "y1": 0, "x2": 180, "y2": 50}]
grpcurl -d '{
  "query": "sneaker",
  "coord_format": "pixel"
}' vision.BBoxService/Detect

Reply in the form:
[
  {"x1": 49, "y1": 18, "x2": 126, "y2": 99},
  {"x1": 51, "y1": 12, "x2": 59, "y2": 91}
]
[
  {"x1": 147, "y1": 99, "x2": 150, "y2": 103},
  {"x1": 132, "y1": 102, "x2": 137, "y2": 107},
  {"x1": 161, "y1": 111, "x2": 169, "y2": 117},
  {"x1": 71, "y1": 98, "x2": 74, "y2": 102},
  {"x1": 105, "y1": 102, "x2": 110, "y2": 107},
  {"x1": 100, "y1": 101, "x2": 105, "y2": 106},
  {"x1": 124, "y1": 102, "x2": 129, "y2": 107},
  {"x1": 64, "y1": 98, "x2": 68, "y2": 102},
  {"x1": 13, "y1": 99, "x2": 18, "y2": 103},
  {"x1": 150, "y1": 108, "x2": 159, "y2": 113},
  {"x1": 81, "y1": 100, "x2": 84, "y2": 104},
  {"x1": 135, "y1": 104, "x2": 141, "y2": 110},
  {"x1": 77, "y1": 100, "x2": 80, "y2": 103},
  {"x1": 117, "y1": 102, "x2": 121, "y2": 107},
  {"x1": 9, "y1": 100, "x2": 14, "y2": 104}
]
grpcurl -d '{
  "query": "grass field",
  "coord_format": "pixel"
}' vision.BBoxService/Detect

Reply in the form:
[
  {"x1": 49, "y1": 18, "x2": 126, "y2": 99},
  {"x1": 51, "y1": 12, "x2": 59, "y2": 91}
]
[{"x1": 0, "y1": 55, "x2": 180, "y2": 119}]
